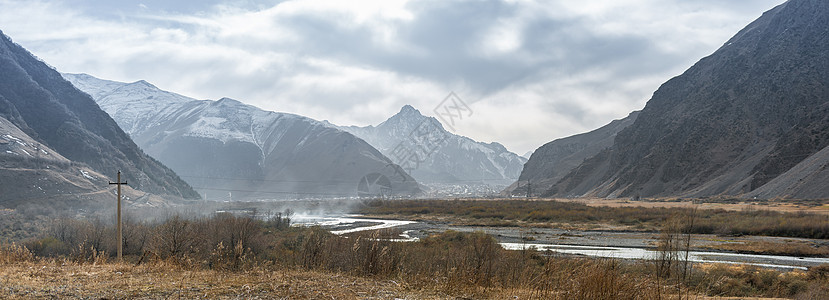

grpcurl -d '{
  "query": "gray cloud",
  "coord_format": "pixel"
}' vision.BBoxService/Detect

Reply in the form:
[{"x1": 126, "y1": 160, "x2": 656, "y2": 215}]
[{"x1": 0, "y1": 0, "x2": 786, "y2": 154}]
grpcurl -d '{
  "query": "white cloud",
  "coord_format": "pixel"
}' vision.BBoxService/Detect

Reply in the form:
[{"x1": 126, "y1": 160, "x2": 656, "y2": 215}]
[{"x1": 0, "y1": 0, "x2": 786, "y2": 154}]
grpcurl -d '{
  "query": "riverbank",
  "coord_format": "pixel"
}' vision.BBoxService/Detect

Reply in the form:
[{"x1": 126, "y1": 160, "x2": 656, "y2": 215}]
[{"x1": 306, "y1": 216, "x2": 829, "y2": 271}]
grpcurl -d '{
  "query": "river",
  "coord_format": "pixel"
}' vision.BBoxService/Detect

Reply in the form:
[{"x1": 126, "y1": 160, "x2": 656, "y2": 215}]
[{"x1": 292, "y1": 215, "x2": 829, "y2": 271}]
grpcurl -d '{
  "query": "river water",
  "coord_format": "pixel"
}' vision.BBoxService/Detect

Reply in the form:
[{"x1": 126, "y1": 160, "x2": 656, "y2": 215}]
[
  {"x1": 292, "y1": 215, "x2": 417, "y2": 235},
  {"x1": 293, "y1": 216, "x2": 829, "y2": 271},
  {"x1": 500, "y1": 242, "x2": 829, "y2": 270}
]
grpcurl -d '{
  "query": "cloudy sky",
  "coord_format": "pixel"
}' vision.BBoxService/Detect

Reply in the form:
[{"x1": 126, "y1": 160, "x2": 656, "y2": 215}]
[{"x1": 0, "y1": 0, "x2": 785, "y2": 155}]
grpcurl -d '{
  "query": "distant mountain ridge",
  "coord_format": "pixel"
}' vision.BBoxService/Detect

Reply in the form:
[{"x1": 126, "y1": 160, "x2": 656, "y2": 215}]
[
  {"x1": 0, "y1": 30, "x2": 199, "y2": 205},
  {"x1": 505, "y1": 111, "x2": 639, "y2": 196},
  {"x1": 540, "y1": 0, "x2": 829, "y2": 199},
  {"x1": 337, "y1": 105, "x2": 527, "y2": 184},
  {"x1": 63, "y1": 73, "x2": 421, "y2": 200}
]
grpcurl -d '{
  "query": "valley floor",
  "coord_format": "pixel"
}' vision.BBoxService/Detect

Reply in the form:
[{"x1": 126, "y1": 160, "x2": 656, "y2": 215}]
[
  {"x1": 1, "y1": 198, "x2": 827, "y2": 299},
  {"x1": 0, "y1": 261, "x2": 810, "y2": 300},
  {"x1": 0, "y1": 262, "x2": 416, "y2": 299}
]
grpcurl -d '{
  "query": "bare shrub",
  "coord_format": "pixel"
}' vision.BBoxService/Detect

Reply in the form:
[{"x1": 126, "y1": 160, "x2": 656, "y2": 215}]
[
  {"x1": 201, "y1": 213, "x2": 262, "y2": 270},
  {"x1": 655, "y1": 206, "x2": 697, "y2": 291},
  {"x1": 265, "y1": 209, "x2": 293, "y2": 230},
  {"x1": 30, "y1": 217, "x2": 112, "y2": 257},
  {"x1": 150, "y1": 215, "x2": 198, "y2": 261},
  {"x1": 121, "y1": 214, "x2": 150, "y2": 256},
  {"x1": 806, "y1": 264, "x2": 829, "y2": 281}
]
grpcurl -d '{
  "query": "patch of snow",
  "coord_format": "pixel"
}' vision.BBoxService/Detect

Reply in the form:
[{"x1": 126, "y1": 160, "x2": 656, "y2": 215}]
[
  {"x1": 185, "y1": 116, "x2": 256, "y2": 144},
  {"x1": 4, "y1": 134, "x2": 21, "y2": 142},
  {"x1": 80, "y1": 170, "x2": 97, "y2": 180}
]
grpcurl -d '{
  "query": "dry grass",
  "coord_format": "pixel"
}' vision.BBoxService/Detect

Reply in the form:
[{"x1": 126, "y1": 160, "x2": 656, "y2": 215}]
[
  {"x1": 551, "y1": 197, "x2": 829, "y2": 216},
  {"x1": 0, "y1": 260, "x2": 412, "y2": 299},
  {"x1": 0, "y1": 243, "x2": 33, "y2": 264},
  {"x1": 358, "y1": 199, "x2": 829, "y2": 239},
  {"x1": 704, "y1": 240, "x2": 829, "y2": 257},
  {"x1": 0, "y1": 257, "x2": 664, "y2": 300}
]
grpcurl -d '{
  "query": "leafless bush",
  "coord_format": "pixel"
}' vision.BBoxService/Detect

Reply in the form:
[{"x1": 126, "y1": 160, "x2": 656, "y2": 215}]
[
  {"x1": 655, "y1": 206, "x2": 697, "y2": 291},
  {"x1": 121, "y1": 214, "x2": 150, "y2": 256},
  {"x1": 150, "y1": 215, "x2": 198, "y2": 261},
  {"x1": 200, "y1": 213, "x2": 262, "y2": 270},
  {"x1": 265, "y1": 209, "x2": 293, "y2": 230},
  {"x1": 29, "y1": 217, "x2": 113, "y2": 257}
]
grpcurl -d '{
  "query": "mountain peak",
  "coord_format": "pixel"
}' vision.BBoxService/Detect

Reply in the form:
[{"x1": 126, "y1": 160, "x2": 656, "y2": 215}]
[
  {"x1": 377, "y1": 104, "x2": 427, "y2": 129},
  {"x1": 338, "y1": 103, "x2": 527, "y2": 184},
  {"x1": 130, "y1": 79, "x2": 157, "y2": 89},
  {"x1": 216, "y1": 97, "x2": 242, "y2": 105},
  {"x1": 398, "y1": 104, "x2": 422, "y2": 117}
]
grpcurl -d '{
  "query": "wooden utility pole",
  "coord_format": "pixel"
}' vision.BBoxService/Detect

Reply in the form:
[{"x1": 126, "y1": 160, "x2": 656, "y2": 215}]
[{"x1": 109, "y1": 171, "x2": 127, "y2": 261}]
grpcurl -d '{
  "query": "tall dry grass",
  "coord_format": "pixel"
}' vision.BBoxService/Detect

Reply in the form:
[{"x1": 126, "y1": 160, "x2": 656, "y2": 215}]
[{"x1": 0, "y1": 242, "x2": 33, "y2": 264}]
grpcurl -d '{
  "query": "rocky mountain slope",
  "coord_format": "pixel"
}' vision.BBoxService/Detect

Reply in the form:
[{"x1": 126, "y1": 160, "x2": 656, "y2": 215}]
[
  {"x1": 0, "y1": 30, "x2": 198, "y2": 206},
  {"x1": 0, "y1": 115, "x2": 166, "y2": 211},
  {"x1": 338, "y1": 105, "x2": 526, "y2": 184},
  {"x1": 504, "y1": 111, "x2": 639, "y2": 196},
  {"x1": 0, "y1": 115, "x2": 101, "y2": 206},
  {"x1": 63, "y1": 74, "x2": 421, "y2": 200},
  {"x1": 545, "y1": 0, "x2": 829, "y2": 199}
]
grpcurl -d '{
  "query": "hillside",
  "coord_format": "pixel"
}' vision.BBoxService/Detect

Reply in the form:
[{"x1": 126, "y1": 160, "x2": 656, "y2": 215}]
[
  {"x1": 543, "y1": 0, "x2": 829, "y2": 199},
  {"x1": 0, "y1": 31, "x2": 198, "y2": 203},
  {"x1": 504, "y1": 111, "x2": 639, "y2": 196}
]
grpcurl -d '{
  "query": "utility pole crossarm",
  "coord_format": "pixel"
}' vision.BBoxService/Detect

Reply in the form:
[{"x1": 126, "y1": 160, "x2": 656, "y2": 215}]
[{"x1": 109, "y1": 171, "x2": 128, "y2": 261}]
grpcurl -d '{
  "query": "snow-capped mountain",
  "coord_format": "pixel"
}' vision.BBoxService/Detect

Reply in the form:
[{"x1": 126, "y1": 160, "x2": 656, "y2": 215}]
[
  {"x1": 66, "y1": 74, "x2": 194, "y2": 137},
  {"x1": 337, "y1": 105, "x2": 527, "y2": 184},
  {"x1": 63, "y1": 73, "x2": 420, "y2": 200}
]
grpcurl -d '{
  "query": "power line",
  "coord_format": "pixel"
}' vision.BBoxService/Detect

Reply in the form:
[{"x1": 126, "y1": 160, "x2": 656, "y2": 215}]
[
  {"x1": 190, "y1": 186, "x2": 357, "y2": 196},
  {"x1": 179, "y1": 175, "x2": 355, "y2": 184},
  {"x1": 178, "y1": 174, "x2": 519, "y2": 184}
]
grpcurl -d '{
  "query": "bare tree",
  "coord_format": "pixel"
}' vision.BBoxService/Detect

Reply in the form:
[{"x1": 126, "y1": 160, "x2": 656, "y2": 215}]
[
  {"x1": 151, "y1": 215, "x2": 197, "y2": 259},
  {"x1": 655, "y1": 205, "x2": 698, "y2": 299}
]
